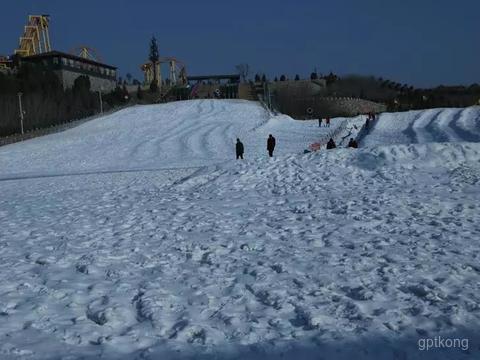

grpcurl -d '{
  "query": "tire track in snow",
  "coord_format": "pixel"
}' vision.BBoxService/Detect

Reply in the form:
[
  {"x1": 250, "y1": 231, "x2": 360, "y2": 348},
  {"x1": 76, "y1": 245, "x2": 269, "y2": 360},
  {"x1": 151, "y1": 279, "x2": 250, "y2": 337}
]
[
  {"x1": 422, "y1": 108, "x2": 451, "y2": 142},
  {"x1": 411, "y1": 108, "x2": 443, "y2": 143},
  {"x1": 0, "y1": 165, "x2": 205, "y2": 183},
  {"x1": 449, "y1": 107, "x2": 480, "y2": 142},
  {"x1": 400, "y1": 111, "x2": 425, "y2": 144}
]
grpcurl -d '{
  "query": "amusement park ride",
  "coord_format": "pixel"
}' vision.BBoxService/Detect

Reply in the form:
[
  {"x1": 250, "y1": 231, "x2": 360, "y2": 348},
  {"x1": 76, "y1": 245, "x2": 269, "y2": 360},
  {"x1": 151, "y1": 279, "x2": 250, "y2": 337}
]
[
  {"x1": 70, "y1": 46, "x2": 103, "y2": 63},
  {"x1": 1, "y1": 14, "x2": 238, "y2": 101},
  {"x1": 1, "y1": 15, "x2": 52, "y2": 69},
  {"x1": 14, "y1": 15, "x2": 52, "y2": 57},
  {"x1": 140, "y1": 57, "x2": 187, "y2": 90},
  {"x1": 0, "y1": 15, "x2": 107, "y2": 67},
  {"x1": 0, "y1": 14, "x2": 188, "y2": 89}
]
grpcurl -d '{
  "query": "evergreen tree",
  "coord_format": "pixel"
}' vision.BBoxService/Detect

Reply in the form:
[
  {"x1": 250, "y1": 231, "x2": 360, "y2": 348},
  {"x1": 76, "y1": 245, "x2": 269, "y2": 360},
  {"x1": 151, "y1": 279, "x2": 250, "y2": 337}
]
[
  {"x1": 261, "y1": 74, "x2": 267, "y2": 83},
  {"x1": 310, "y1": 72, "x2": 318, "y2": 80},
  {"x1": 295, "y1": 74, "x2": 300, "y2": 81},
  {"x1": 149, "y1": 36, "x2": 159, "y2": 92},
  {"x1": 254, "y1": 73, "x2": 261, "y2": 82},
  {"x1": 280, "y1": 75, "x2": 286, "y2": 81}
]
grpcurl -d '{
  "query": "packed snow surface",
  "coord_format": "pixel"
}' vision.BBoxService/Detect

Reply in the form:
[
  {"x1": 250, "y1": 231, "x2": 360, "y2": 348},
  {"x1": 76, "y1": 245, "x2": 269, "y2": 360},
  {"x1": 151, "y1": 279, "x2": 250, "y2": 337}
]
[{"x1": 0, "y1": 100, "x2": 479, "y2": 359}]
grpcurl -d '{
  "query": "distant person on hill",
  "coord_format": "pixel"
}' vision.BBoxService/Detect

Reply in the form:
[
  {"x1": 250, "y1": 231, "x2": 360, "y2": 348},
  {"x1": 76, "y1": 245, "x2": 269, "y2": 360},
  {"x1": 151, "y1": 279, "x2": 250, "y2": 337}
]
[
  {"x1": 236, "y1": 138, "x2": 244, "y2": 159},
  {"x1": 326, "y1": 117, "x2": 331, "y2": 127},
  {"x1": 365, "y1": 118, "x2": 370, "y2": 130},
  {"x1": 326, "y1": 138, "x2": 336, "y2": 149},
  {"x1": 267, "y1": 134, "x2": 276, "y2": 157},
  {"x1": 348, "y1": 138, "x2": 358, "y2": 148},
  {"x1": 318, "y1": 118, "x2": 322, "y2": 127}
]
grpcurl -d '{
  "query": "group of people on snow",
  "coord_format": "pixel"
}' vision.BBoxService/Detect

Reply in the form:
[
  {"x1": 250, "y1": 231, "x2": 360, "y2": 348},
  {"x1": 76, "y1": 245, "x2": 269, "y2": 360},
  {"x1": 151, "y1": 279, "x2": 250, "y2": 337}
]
[
  {"x1": 236, "y1": 134, "x2": 359, "y2": 159},
  {"x1": 318, "y1": 117, "x2": 331, "y2": 127},
  {"x1": 236, "y1": 134, "x2": 276, "y2": 159},
  {"x1": 364, "y1": 112, "x2": 376, "y2": 131},
  {"x1": 235, "y1": 112, "x2": 377, "y2": 159}
]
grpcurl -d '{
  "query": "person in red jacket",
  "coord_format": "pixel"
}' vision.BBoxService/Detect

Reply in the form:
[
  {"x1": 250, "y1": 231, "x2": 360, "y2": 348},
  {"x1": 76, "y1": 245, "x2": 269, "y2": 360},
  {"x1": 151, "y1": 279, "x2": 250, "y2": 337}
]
[{"x1": 267, "y1": 134, "x2": 276, "y2": 157}]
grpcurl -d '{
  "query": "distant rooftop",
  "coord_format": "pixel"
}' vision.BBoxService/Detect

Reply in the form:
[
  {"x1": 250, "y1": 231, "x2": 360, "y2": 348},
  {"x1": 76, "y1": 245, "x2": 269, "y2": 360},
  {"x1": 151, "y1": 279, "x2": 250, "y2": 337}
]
[{"x1": 23, "y1": 50, "x2": 117, "y2": 70}]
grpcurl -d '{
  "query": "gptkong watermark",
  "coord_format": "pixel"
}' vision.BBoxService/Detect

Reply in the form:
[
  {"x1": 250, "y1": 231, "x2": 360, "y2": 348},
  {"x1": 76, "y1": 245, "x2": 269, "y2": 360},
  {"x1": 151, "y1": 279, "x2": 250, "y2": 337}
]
[{"x1": 418, "y1": 336, "x2": 469, "y2": 351}]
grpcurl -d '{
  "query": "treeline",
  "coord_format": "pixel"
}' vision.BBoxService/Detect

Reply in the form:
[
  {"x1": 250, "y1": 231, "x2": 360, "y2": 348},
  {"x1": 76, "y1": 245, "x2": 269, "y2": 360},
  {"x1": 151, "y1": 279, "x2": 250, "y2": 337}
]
[
  {"x1": 389, "y1": 84, "x2": 480, "y2": 111},
  {"x1": 253, "y1": 72, "x2": 338, "y2": 84},
  {"x1": 263, "y1": 71, "x2": 480, "y2": 111},
  {"x1": 0, "y1": 64, "x2": 128, "y2": 137}
]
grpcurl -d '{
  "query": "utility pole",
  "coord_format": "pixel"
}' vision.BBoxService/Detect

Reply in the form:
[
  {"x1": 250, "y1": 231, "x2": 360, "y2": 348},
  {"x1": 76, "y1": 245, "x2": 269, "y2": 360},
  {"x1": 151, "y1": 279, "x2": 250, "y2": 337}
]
[
  {"x1": 17, "y1": 92, "x2": 24, "y2": 134},
  {"x1": 98, "y1": 89, "x2": 103, "y2": 114}
]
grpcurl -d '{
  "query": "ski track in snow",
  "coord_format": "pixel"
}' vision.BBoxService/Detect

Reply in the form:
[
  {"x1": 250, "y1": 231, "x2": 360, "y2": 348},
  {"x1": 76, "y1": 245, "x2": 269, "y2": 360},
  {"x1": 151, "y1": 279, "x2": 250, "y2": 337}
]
[{"x1": 0, "y1": 101, "x2": 480, "y2": 359}]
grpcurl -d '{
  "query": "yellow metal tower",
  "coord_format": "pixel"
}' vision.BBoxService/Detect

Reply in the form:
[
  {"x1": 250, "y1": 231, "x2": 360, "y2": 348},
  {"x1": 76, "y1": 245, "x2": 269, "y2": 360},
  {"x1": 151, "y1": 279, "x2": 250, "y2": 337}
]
[
  {"x1": 71, "y1": 46, "x2": 102, "y2": 62},
  {"x1": 15, "y1": 15, "x2": 52, "y2": 57},
  {"x1": 141, "y1": 57, "x2": 187, "y2": 89}
]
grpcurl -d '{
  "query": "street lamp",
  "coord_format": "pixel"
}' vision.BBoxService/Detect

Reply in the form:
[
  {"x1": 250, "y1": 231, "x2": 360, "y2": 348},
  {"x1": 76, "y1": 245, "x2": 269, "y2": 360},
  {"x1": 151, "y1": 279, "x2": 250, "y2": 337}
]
[
  {"x1": 98, "y1": 87, "x2": 104, "y2": 114},
  {"x1": 17, "y1": 92, "x2": 25, "y2": 134}
]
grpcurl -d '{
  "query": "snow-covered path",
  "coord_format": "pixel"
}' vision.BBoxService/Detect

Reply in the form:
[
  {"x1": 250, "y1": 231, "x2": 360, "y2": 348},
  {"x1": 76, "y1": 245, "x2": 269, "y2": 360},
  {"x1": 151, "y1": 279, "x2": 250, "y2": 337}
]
[{"x1": 1, "y1": 101, "x2": 480, "y2": 359}]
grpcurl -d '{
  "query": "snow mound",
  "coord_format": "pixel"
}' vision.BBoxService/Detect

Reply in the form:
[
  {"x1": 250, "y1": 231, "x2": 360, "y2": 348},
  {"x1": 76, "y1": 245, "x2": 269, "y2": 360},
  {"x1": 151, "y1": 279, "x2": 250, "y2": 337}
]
[
  {"x1": 178, "y1": 142, "x2": 480, "y2": 194},
  {"x1": 362, "y1": 106, "x2": 480, "y2": 146}
]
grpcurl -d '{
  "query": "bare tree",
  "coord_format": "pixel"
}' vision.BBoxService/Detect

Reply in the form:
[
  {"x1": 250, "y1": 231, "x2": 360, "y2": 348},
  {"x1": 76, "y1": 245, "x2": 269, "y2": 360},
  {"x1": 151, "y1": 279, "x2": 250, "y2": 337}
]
[{"x1": 235, "y1": 63, "x2": 250, "y2": 83}]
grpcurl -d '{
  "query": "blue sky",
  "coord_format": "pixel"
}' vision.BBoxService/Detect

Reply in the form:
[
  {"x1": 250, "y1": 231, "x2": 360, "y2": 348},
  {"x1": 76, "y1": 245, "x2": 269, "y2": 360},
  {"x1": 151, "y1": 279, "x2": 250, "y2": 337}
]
[{"x1": 1, "y1": 0, "x2": 479, "y2": 87}]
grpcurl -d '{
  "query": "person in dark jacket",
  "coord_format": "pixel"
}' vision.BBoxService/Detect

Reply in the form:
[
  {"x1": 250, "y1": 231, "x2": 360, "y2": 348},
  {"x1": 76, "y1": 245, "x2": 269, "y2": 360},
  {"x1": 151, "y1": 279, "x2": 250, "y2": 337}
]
[
  {"x1": 318, "y1": 118, "x2": 322, "y2": 127},
  {"x1": 326, "y1": 117, "x2": 331, "y2": 127},
  {"x1": 326, "y1": 138, "x2": 336, "y2": 149},
  {"x1": 348, "y1": 138, "x2": 358, "y2": 148},
  {"x1": 236, "y1": 138, "x2": 244, "y2": 159},
  {"x1": 365, "y1": 118, "x2": 370, "y2": 130},
  {"x1": 267, "y1": 134, "x2": 276, "y2": 157}
]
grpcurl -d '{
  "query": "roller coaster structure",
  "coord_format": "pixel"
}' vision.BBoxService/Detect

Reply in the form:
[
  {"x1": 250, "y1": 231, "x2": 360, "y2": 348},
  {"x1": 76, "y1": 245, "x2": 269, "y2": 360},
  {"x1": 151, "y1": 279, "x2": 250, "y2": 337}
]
[
  {"x1": 70, "y1": 46, "x2": 103, "y2": 63},
  {"x1": 14, "y1": 15, "x2": 52, "y2": 57},
  {"x1": 141, "y1": 56, "x2": 187, "y2": 90}
]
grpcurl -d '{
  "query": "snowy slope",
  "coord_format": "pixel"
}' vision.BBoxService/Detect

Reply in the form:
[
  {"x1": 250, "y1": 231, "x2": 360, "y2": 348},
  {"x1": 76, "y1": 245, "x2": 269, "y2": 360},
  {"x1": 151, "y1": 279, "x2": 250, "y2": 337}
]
[
  {"x1": 0, "y1": 100, "x2": 343, "y2": 178},
  {"x1": 362, "y1": 107, "x2": 480, "y2": 146},
  {"x1": 0, "y1": 101, "x2": 480, "y2": 359}
]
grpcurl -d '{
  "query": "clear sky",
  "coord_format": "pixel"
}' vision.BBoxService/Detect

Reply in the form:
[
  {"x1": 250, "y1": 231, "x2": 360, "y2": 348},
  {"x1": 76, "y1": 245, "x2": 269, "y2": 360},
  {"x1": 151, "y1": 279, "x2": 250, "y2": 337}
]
[{"x1": 1, "y1": 0, "x2": 478, "y2": 87}]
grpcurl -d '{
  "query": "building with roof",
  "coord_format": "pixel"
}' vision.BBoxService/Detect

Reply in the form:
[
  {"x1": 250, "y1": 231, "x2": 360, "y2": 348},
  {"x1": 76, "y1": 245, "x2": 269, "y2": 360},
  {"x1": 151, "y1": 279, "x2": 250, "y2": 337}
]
[{"x1": 20, "y1": 51, "x2": 117, "y2": 92}]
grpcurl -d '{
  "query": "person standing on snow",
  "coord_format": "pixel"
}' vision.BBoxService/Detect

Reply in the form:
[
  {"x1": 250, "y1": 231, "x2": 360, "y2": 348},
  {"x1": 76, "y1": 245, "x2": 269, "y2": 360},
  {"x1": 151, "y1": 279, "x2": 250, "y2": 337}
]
[
  {"x1": 267, "y1": 134, "x2": 276, "y2": 157},
  {"x1": 365, "y1": 117, "x2": 370, "y2": 131},
  {"x1": 326, "y1": 138, "x2": 336, "y2": 149},
  {"x1": 348, "y1": 138, "x2": 358, "y2": 148},
  {"x1": 318, "y1": 118, "x2": 322, "y2": 127},
  {"x1": 326, "y1": 117, "x2": 331, "y2": 127},
  {"x1": 236, "y1": 138, "x2": 244, "y2": 159}
]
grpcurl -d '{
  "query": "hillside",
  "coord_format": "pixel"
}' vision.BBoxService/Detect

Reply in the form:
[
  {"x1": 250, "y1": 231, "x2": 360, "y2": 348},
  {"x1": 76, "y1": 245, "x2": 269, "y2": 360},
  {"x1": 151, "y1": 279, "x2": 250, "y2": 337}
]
[
  {"x1": 0, "y1": 101, "x2": 479, "y2": 359},
  {"x1": 0, "y1": 99, "x2": 342, "y2": 178}
]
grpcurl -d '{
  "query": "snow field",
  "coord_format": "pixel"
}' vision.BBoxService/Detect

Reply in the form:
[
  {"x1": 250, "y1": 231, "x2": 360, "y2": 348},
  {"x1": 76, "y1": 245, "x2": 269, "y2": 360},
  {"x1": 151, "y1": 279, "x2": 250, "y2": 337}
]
[{"x1": 0, "y1": 101, "x2": 479, "y2": 359}]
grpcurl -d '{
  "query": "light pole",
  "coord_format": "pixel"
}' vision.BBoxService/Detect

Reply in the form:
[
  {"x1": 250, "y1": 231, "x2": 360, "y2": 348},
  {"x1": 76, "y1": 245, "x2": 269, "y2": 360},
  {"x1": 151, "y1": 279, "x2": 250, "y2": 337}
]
[
  {"x1": 98, "y1": 88, "x2": 103, "y2": 114},
  {"x1": 17, "y1": 92, "x2": 24, "y2": 134}
]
